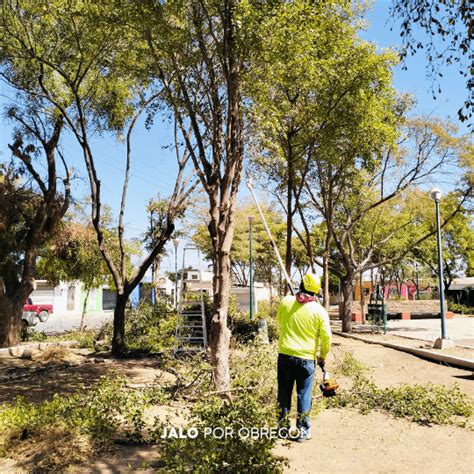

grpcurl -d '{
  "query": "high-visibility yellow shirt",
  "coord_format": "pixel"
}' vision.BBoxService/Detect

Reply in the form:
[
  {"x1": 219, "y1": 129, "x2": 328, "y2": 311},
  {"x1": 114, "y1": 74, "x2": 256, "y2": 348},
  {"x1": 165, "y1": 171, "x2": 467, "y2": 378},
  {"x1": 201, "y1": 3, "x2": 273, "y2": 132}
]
[{"x1": 277, "y1": 295, "x2": 332, "y2": 360}]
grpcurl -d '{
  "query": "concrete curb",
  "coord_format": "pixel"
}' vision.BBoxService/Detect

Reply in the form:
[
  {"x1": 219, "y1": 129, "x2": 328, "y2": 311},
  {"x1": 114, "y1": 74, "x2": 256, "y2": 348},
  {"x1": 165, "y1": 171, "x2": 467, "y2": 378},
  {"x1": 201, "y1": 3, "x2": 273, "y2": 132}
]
[
  {"x1": 333, "y1": 331, "x2": 474, "y2": 371},
  {"x1": 0, "y1": 340, "x2": 78, "y2": 358},
  {"x1": 384, "y1": 333, "x2": 474, "y2": 350}
]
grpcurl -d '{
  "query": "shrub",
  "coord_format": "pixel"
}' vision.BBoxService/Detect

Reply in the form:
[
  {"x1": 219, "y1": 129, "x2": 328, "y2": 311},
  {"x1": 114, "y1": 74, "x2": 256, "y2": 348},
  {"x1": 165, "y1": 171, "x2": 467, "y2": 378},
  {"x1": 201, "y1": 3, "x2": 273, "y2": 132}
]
[
  {"x1": 328, "y1": 352, "x2": 473, "y2": 426},
  {"x1": 95, "y1": 300, "x2": 177, "y2": 353},
  {"x1": 0, "y1": 376, "x2": 149, "y2": 470},
  {"x1": 0, "y1": 376, "x2": 146, "y2": 440},
  {"x1": 256, "y1": 298, "x2": 280, "y2": 320},
  {"x1": 448, "y1": 301, "x2": 474, "y2": 315},
  {"x1": 153, "y1": 391, "x2": 286, "y2": 473},
  {"x1": 231, "y1": 343, "x2": 277, "y2": 405},
  {"x1": 229, "y1": 308, "x2": 279, "y2": 344},
  {"x1": 148, "y1": 343, "x2": 286, "y2": 473},
  {"x1": 228, "y1": 313, "x2": 260, "y2": 343},
  {"x1": 22, "y1": 328, "x2": 47, "y2": 343}
]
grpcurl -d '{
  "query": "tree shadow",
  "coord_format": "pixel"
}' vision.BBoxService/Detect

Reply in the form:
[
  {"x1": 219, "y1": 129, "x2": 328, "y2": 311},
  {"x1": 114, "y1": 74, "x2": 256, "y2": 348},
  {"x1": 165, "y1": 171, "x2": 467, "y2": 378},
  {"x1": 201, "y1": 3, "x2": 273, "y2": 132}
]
[{"x1": 0, "y1": 353, "x2": 168, "y2": 404}]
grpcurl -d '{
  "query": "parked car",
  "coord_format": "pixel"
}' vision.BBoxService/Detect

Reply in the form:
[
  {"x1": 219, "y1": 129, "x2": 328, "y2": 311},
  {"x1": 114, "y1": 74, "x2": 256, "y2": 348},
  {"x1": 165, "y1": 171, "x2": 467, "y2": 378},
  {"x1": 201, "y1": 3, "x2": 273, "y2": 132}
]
[{"x1": 24, "y1": 298, "x2": 54, "y2": 322}]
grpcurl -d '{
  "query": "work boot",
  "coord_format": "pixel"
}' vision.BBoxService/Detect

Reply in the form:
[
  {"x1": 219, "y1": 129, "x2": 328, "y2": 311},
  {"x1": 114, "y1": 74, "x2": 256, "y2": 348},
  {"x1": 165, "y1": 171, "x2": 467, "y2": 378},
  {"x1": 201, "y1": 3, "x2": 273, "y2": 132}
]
[{"x1": 295, "y1": 427, "x2": 311, "y2": 443}]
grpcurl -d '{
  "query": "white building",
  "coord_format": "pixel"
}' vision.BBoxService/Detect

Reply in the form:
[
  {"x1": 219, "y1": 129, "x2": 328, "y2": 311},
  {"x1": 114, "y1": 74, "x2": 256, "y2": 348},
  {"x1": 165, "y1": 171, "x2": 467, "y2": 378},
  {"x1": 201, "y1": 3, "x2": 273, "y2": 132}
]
[{"x1": 30, "y1": 280, "x2": 109, "y2": 315}]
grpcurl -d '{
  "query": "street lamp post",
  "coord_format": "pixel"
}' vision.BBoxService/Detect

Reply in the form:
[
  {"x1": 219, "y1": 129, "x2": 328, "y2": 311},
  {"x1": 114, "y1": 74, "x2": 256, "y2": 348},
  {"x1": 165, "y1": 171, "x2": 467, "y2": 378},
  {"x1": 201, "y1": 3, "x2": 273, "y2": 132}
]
[
  {"x1": 173, "y1": 238, "x2": 180, "y2": 308},
  {"x1": 414, "y1": 262, "x2": 419, "y2": 300},
  {"x1": 150, "y1": 208, "x2": 155, "y2": 305},
  {"x1": 248, "y1": 216, "x2": 254, "y2": 320},
  {"x1": 430, "y1": 188, "x2": 453, "y2": 349}
]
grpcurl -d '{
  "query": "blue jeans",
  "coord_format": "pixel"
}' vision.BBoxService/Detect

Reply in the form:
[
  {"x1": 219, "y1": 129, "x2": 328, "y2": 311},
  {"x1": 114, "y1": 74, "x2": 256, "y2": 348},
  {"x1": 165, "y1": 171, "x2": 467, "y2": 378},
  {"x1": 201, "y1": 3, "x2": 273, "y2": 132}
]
[{"x1": 277, "y1": 353, "x2": 315, "y2": 432}]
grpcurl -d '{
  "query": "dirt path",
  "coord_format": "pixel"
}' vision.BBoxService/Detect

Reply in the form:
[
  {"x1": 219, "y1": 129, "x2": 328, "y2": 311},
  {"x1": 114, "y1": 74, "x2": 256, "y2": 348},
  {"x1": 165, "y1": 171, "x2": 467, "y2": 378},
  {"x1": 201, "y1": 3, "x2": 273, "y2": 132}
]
[
  {"x1": 329, "y1": 335, "x2": 474, "y2": 394},
  {"x1": 275, "y1": 409, "x2": 473, "y2": 474}
]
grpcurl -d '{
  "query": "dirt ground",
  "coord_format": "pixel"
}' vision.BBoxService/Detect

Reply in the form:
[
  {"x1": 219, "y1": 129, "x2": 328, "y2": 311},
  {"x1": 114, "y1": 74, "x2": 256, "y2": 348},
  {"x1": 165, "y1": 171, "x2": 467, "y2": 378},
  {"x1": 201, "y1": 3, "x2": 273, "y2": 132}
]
[
  {"x1": 0, "y1": 350, "x2": 174, "y2": 404},
  {"x1": 0, "y1": 335, "x2": 473, "y2": 473},
  {"x1": 274, "y1": 335, "x2": 474, "y2": 473},
  {"x1": 275, "y1": 409, "x2": 472, "y2": 474},
  {"x1": 328, "y1": 335, "x2": 474, "y2": 394}
]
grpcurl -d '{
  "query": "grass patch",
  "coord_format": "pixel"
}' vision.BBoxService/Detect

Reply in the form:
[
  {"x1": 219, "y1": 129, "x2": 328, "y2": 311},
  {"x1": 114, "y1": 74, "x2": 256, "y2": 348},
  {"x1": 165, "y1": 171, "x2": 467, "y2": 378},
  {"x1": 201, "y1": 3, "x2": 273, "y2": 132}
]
[{"x1": 0, "y1": 376, "x2": 149, "y2": 471}]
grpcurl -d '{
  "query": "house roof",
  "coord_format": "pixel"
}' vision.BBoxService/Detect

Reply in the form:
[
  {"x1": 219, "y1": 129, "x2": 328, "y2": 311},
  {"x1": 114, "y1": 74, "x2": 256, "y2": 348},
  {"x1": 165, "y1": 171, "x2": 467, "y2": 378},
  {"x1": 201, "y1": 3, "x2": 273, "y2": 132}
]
[{"x1": 449, "y1": 277, "x2": 474, "y2": 291}]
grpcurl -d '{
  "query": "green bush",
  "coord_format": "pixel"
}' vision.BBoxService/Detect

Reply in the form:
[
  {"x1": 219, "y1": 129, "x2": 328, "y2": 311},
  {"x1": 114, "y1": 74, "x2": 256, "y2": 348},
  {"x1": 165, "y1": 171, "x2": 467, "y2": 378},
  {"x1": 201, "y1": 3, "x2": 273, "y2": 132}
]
[
  {"x1": 228, "y1": 313, "x2": 260, "y2": 343},
  {"x1": 230, "y1": 343, "x2": 277, "y2": 405},
  {"x1": 153, "y1": 391, "x2": 286, "y2": 473},
  {"x1": 448, "y1": 301, "x2": 474, "y2": 315},
  {"x1": 147, "y1": 343, "x2": 285, "y2": 472},
  {"x1": 96, "y1": 299, "x2": 177, "y2": 353},
  {"x1": 22, "y1": 328, "x2": 48, "y2": 342},
  {"x1": 256, "y1": 299, "x2": 280, "y2": 342},
  {"x1": 255, "y1": 299, "x2": 280, "y2": 320},
  {"x1": 0, "y1": 376, "x2": 146, "y2": 441},
  {"x1": 229, "y1": 301, "x2": 279, "y2": 344}
]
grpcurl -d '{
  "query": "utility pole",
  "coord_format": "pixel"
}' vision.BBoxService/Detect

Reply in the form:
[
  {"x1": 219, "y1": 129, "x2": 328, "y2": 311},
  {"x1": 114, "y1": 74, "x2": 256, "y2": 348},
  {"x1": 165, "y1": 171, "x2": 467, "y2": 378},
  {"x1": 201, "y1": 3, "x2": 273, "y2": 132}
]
[
  {"x1": 415, "y1": 262, "x2": 420, "y2": 300},
  {"x1": 150, "y1": 208, "x2": 155, "y2": 304},
  {"x1": 173, "y1": 238, "x2": 180, "y2": 308},
  {"x1": 248, "y1": 216, "x2": 254, "y2": 320}
]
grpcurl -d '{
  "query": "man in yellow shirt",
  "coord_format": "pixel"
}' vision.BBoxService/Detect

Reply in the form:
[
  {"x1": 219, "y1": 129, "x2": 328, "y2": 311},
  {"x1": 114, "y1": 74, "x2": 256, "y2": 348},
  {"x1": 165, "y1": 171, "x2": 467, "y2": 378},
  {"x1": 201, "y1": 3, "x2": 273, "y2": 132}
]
[{"x1": 277, "y1": 273, "x2": 332, "y2": 442}]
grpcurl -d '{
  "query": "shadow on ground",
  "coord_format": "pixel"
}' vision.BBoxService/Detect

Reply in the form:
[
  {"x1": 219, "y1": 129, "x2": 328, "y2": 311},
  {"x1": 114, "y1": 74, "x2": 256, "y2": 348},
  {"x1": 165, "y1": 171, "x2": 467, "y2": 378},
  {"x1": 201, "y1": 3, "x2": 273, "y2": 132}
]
[{"x1": 0, "y1": 354, "x2": 167, "y2": 404}]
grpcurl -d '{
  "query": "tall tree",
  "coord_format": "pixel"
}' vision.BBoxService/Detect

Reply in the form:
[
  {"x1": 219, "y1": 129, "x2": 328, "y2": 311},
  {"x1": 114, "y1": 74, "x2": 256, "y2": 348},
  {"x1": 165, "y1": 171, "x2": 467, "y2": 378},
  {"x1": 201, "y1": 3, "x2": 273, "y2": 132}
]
[
  {"x1": 0, "y1": 0, "x2": 196, "y2": 354},
  {"x1": 36, "y1": 204, "x2": 140, "y2": 330},
  {"x1": 411, "y1": 191, "x2": 474, "y2": 290},
  {"x1": 141, "y1": 0, "x2": 249, "y2": 392},
  {"x1": 193, "y1": 201, "x2": 286, "y2": 288},
  {"x1": 246, "y1": 0, "x2": 367, "y2": 289},
  {"x1": 0, "y1": 101, "x2": 70, "y2": 347},
  {"x1": 303, "y1": 119, "x2": 471, "y2": 331}
]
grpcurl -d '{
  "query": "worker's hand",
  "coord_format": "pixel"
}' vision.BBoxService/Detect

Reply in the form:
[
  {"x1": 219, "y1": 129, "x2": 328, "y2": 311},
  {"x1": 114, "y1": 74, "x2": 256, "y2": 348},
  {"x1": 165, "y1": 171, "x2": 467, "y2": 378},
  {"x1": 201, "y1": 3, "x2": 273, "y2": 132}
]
[{"x1": 317, "y1": 357, "x2": 325, "y2": 369}]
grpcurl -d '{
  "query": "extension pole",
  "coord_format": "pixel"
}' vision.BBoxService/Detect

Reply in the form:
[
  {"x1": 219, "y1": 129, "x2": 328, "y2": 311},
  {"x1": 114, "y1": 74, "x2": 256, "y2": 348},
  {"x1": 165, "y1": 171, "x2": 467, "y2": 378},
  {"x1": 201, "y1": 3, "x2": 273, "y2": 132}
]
[{"x1": 247, "y1": 178, "x2": 294, "y2": 295}]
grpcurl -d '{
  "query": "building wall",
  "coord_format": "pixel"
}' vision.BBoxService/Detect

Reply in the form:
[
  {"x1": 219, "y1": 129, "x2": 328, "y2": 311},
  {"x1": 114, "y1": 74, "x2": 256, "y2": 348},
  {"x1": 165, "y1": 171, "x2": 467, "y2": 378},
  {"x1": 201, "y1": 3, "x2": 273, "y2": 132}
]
[
  {"x1": 30, "y1": 280, "x2": 105, "y2": 315},
  {"x1": 350, "y1": 299, "x2": 447, "y2": 315},
  {"x1": 231, "y1": 285, "x2": 273, "y2": 313}
]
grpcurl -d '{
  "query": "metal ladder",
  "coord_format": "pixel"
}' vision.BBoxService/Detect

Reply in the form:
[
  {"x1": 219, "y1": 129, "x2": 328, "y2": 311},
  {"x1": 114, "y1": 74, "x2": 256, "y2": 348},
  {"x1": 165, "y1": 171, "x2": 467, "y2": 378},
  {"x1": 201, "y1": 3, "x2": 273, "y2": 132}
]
[{"x1": 173, "y1": 247, "x2": 208, "y2": 354}]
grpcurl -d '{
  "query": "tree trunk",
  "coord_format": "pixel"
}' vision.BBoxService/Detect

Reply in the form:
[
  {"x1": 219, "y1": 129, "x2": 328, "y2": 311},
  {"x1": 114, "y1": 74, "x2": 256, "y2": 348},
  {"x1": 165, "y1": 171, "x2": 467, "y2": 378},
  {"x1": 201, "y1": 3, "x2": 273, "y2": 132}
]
[
  {"x1": 79, "y1": 287, "x2": 91, "y2": 332},
  {"x1": 112, "y1": 292, "x2": 128, "y2": 356},
  {"x1": 0, "y1": 294, "x2": 25, "y2": 347},
  {"x1": 268, "y1": 273, "x2": 274, "y2": 316},
  {"x1": 323, "y1": 253, "x2": 330, "y2": 310},
  {"x1": 341, "y1": 275, "x2": 354, "y2": 333},
  {"x1": 360, "y1": 272, "x2": 366, "y2": 324},
  {"x1": 209, "y1": 244, "x2": 232, "y2": 394}
]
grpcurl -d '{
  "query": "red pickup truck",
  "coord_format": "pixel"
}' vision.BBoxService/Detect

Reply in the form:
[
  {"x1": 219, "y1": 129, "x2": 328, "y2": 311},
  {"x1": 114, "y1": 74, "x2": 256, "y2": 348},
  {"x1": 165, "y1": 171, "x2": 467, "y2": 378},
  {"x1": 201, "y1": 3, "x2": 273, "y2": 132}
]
[{"x1": 24, "y1": 298, "x2": 53, "y2": 322}]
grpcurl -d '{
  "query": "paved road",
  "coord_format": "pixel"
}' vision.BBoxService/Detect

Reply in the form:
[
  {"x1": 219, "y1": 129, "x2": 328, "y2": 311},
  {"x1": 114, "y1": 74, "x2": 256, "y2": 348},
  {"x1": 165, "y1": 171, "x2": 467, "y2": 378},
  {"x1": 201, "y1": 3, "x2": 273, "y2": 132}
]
[{"x1": 35, "y1": 310, "x2": 113, "y2": 334}]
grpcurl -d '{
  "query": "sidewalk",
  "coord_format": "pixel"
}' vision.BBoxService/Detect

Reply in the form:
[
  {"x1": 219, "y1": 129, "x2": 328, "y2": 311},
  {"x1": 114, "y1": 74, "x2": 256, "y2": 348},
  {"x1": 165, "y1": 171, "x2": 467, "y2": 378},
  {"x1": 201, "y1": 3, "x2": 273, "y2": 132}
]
[
  {"x1": 385, "y1": 317, "x2": 474, "y2": 348},
  {"x1": 331, "y1": 316, "x2": 474, "y2": 349}
]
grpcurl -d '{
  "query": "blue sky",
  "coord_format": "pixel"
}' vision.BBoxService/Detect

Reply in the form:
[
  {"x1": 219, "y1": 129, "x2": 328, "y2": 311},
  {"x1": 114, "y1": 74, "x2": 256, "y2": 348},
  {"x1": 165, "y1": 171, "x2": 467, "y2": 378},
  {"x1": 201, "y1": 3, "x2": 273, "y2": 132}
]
[{"x1": 0, "y1": 1, "x2": 469, "y2": 275}]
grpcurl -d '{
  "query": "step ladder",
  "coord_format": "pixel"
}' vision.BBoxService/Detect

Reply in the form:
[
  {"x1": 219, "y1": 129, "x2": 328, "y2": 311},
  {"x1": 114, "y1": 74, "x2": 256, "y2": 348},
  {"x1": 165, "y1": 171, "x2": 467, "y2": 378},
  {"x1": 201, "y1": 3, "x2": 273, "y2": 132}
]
[{"x1": 173, "y1": 247, "x2": 208, "y2": 354}]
